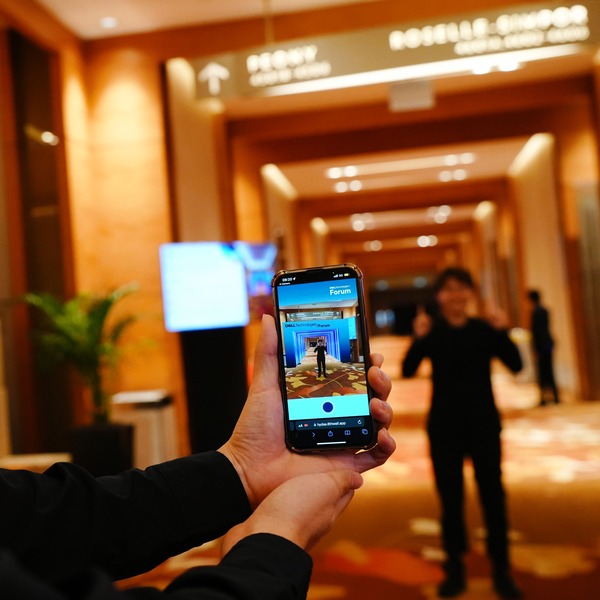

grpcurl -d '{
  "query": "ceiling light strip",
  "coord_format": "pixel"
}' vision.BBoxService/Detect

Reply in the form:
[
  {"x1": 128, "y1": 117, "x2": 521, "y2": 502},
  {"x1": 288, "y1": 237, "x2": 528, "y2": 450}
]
[{"x1": 263, "y1": 44, "x2": 583, "y2": 97}]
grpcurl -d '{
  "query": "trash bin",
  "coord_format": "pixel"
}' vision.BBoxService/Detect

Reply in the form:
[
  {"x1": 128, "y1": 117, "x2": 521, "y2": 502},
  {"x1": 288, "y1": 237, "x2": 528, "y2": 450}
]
[{"x1": 112, "y1": 389, "x2": 179, "y2": 469}]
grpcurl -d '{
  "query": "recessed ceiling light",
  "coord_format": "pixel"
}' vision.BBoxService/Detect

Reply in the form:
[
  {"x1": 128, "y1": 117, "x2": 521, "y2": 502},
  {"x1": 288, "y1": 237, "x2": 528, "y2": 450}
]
[
  {"x1": 417, "y1": 235, "x2": 438, "y2": 248},
  {"x1": 325, "y1": 152, "x2": 478, "y2": 180},
  {"x1": 334, "y1": 181, "x2": 348, "y2": 193},
  {"x1": 100, "y1": 16, "x2": 118, "y2": 29},
  {"x1": 348, "y1": 180, "x2": 362, "y2": 191},
  {"x1": 364, "y1": 240, "x2": 382, "y2": 252}
]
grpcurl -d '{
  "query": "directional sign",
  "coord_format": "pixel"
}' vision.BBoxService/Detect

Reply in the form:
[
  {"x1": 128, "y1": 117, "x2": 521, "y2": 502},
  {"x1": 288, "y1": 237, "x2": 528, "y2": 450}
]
[
  {"x1": 190, "y1": 2, "x2": 599, "y2": 100},
  {"x1": 198, "y1": 62, "x2": 230, "y2": 95}
]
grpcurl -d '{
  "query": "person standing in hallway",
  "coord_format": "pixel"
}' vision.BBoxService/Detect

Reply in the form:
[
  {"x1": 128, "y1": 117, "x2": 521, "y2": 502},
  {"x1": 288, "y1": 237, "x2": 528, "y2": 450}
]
[
  {"x1": 402, "y1": 268, "x2": 523, "y2": 599},
  {"x1": 527, "y1": 289, "x2": 560, "y2": 406},
  {"x1": 314, "y1": 339, "x2": 328, "y2": 378}
]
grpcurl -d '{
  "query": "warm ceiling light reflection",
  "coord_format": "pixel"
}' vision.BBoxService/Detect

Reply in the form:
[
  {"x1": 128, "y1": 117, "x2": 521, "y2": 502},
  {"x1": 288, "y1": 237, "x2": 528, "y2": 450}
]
[
  {"x1": 428, "y1": 205, "x2": 452, "y2": 223},
  {"x1": 325, "y1": 152, "x2": 477, "y2": 179},
  {"x1": 24, "y1": 124, "x2": 60, "y2": 146},
  {"x1": 417, "y1": 235, "x2": 438, "y2": 247},
  {"x1": 351, "y1": 212, "x2": 374, "y2": 231},
  {"x1": 335, "y1": 179, "x2": 363, "y2": 193},
  {"x1": 364, "y1": 240, "x2": 383, "y2": 252},
  {"x1": 439, "y1": 169, "x2": 468, "y2": 182},
  {"x1": 311, "y1": 217, "x2": 329, "y2": 235},
  {"x1": 100, "y1": 16, "x2": 118, "y2": 29}
]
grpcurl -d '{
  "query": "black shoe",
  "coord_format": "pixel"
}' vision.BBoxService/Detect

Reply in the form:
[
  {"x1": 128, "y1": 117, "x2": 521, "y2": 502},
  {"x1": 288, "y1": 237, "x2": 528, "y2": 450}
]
[
  {"x1": 438, "y1": 559, "x2": 466, "y2": 597},
  {"x1": 438, "y1": 575, "x2": 466, "y2": 597},
  {"x1": 493, "y1": 571, "x2": 523, "y2": 598}
]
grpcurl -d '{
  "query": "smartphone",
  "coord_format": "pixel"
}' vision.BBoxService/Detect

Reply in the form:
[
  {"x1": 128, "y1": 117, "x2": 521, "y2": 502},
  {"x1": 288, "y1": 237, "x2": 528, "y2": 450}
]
[{"x1": 272, "y1": 263, "x2": 377, "y2": 452}]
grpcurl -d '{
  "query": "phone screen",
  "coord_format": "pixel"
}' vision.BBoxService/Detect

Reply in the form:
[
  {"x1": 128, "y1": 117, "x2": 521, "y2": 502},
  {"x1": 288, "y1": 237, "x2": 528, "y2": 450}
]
[{"x1": 272, "y1": 263, "x2": 376, "y2": 452}]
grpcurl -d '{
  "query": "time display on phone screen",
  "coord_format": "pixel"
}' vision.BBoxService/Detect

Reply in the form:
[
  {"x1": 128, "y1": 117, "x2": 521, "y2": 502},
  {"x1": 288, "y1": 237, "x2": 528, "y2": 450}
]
[{"x1": 272, "y1": 264, "x2": 375, "y2": 452}]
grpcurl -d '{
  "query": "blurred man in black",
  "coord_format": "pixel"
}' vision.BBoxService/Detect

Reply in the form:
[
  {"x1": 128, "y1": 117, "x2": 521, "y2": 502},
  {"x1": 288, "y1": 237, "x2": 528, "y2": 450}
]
[
  {"x1": 402, "y1": 268, "x2": 523, "y2": 599},
  {"x1": 527, "y1": 289, "x2": 560, "y2": 406},
  {"x1": 314, "y1": 338, "x2": 328, "y2": 378}
]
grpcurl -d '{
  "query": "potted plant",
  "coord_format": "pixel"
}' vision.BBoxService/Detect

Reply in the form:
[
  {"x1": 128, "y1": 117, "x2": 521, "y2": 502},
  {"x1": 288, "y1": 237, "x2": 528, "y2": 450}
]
[{"x1": 24, "y1": 283, "x2": 139, "y2": 475}]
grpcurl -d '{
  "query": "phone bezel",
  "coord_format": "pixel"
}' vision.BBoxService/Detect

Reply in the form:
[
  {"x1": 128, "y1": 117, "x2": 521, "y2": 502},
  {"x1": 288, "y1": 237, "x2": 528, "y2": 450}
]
[{"x1": 272, "y1": 263, "x2": 377, "y2": 453}]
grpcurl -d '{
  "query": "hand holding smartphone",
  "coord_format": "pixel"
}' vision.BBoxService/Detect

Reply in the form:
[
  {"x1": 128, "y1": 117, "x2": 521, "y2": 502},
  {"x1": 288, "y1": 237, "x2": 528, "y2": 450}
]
[{"x1": 272, "y1": 263, "x2": 377, "y2": 452}]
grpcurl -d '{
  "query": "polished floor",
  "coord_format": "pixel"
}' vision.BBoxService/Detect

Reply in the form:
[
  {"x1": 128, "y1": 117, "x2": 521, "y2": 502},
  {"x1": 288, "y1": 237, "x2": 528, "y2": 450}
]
[{"x1": 120, "y1": 335, "x2": 600, "y2": 598}]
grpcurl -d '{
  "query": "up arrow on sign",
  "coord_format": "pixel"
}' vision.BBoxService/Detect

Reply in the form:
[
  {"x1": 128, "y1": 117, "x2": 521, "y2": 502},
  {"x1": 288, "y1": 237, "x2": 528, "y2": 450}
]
[{"x1": 198, "y1": 62, "x2": 230, "y2": 96}]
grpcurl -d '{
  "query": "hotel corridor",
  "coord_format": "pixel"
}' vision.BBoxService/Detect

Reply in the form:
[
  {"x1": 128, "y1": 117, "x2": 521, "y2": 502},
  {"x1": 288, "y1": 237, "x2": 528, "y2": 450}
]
[{"x1": 119, "y1": 336, "x2": 600, "y2": 599}]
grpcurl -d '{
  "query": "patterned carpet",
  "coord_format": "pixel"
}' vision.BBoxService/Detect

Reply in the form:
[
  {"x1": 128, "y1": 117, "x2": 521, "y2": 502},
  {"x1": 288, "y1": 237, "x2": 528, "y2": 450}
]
[
  {"x1": 284, "y1": 359, "x2": 367, "y2": 399},
  {"x1": 119, "y1": 336, "x2": 600, "y2": 599}
]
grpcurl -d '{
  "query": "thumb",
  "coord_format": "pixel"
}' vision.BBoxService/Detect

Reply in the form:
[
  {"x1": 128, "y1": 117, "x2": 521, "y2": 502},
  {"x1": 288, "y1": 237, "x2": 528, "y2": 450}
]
[
  {"x1": 249, "y1": 314, "x2": 280, "y2": 392},
  {"x1": 417, "y1": 303, "x2": 425, "y2": 316},
  {"x1": 326, "y1": 470, "x2": 364, "y2": 510}
]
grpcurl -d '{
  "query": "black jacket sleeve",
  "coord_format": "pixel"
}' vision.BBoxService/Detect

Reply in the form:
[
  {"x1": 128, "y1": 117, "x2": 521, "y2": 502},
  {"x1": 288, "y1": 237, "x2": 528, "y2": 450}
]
[
  {"x1": 402, "y1": 336, "x2": 429, "y2": 378},
  {"x1": 0, "y1": 534, "x2": 312, "y2": 600},
  {"x1": 0, "y1": 452, "x2": 251, "y2": 582},
  {"x1": 0, "y1": 454, "x2": 313, "y2": 599},
  {"x1": 492, "y1": 328, "x2": 523, "y2": 374}
]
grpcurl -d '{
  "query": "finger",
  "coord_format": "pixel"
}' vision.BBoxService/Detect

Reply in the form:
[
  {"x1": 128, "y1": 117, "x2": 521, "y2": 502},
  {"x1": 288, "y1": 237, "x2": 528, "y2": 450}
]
[
  {"x1": 417, "y1": 303, "x2": 425, "y2": 315},
  {"x1": 249, "y1": 314, "x2": 280, "y2": 392},
  {"x1": 326, "y1": 469, "x2": 364, "y2": 495},
  {"x1": 352, "y1": 427, "x2": 396, "y2": 472},
  {"x1": 370, "y1": 352, "x2": 384, "y2": 368},
  {"x1": 369, "y1": 397, "x2": 393, "y2": 430},
  {"x1": 368, "y1": 366, "x2": 391, "y2": 404}
]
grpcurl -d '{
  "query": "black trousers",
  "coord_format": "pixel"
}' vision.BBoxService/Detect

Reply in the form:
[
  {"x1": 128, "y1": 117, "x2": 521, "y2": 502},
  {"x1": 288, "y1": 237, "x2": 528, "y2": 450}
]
[
  {"x1": 429, "y1": 432, "x2": 510, "y2": 568},
  {"x1": 316, "y1": 355, "x2": 326, "y2": 376},
  {"x1": 536, "y1": 351, "x2": 560, "y2": 402}
]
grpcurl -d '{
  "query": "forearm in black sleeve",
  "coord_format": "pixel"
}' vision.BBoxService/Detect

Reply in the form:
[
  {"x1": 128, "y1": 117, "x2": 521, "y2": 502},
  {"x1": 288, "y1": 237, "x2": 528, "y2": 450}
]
[
  {"x1": 0, "y1": 452, "x2": 251, "y2": 582},
  {"x1": 0, "y1": 534, "x2": 312, "y2": 600},
  {"x1": 402, "y1": 337, "x2": 428, "y2": 378},
  {"x1": 166, "y1": 534, "x2": 312, "y2": 600},
  {"x1": 494, "y1": 330, "x2": 523, "y2": 373}
]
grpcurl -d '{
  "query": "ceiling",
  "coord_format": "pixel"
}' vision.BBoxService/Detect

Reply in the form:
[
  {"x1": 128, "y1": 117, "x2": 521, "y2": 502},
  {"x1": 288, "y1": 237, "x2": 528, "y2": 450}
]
[
  {"x1": 32, "y1": 1, "x2": 598, "y2": 281},
  {"x1": 277, "y1": 137, "x2": 529, "y2": 199},
  {"x1": 35, "y1": 0, "x2": 380, "y2": 39}
]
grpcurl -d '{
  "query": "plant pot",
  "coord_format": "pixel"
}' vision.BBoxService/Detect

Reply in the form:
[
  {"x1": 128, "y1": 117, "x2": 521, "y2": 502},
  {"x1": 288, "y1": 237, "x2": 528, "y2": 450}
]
[{"x1": 70, "y1": 422, "x2": 134, "y2": 477}]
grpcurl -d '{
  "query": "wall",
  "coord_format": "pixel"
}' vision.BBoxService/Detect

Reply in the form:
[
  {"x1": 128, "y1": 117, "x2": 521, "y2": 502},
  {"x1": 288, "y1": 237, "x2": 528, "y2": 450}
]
[
  {"x1": 2, "y1": 0, "x2": 600, "y2": 451},
  {"x1": 508, "y1": 134, "x2": 579, "y2": 393},
  {"x1": 82, "y1": 46, "x2": 189, "y2": 450}
]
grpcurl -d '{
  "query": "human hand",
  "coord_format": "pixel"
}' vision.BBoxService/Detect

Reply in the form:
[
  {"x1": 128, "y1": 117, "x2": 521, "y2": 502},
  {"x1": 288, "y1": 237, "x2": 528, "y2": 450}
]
[
  {"x1": 221, "y1": 470, "x2": 362, "y2": 555},
  {"x1": 219, "y1": 315, "x2": 395, "y2": 509},
  {"x1": 486, "y1": 306, "x2": 509, "y2": 330},
  {"x1": 413, "y1": 305, "x2": 432, "y2": 338}
]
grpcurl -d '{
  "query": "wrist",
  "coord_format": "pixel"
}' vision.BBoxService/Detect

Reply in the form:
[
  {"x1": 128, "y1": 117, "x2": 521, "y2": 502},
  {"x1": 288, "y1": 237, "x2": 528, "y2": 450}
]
[{"x1": 218, "y1": 445, "x2": 258, "y2": 510}]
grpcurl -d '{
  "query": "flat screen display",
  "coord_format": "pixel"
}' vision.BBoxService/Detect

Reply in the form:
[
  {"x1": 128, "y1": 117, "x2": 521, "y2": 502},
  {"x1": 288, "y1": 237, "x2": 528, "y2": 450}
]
[
  {"x1": 159, "y1": 242, "x2": 250, "y2": 332},
  {"x1": 159, "y1": 241, "x2": 277, "y2": 332}
]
